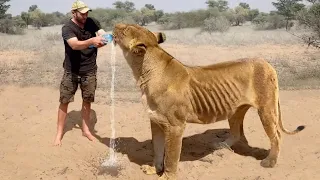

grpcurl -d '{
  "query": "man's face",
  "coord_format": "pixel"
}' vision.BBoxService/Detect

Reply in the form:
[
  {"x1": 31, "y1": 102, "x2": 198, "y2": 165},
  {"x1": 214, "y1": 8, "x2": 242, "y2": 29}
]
[{"x1": 73, "y1": 11, "x2": 88, "y2": 24}]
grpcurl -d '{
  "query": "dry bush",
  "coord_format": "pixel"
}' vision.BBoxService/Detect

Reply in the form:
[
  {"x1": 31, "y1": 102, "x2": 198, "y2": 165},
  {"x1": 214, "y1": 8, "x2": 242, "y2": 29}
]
[
  {"x1": 162, "y1": 25, "x2": 302, "y2": 46},
  {"x1": 45, "y1": 31, "x2": 62, "y2": 42},
  {"x1": 296, "y1": 3, "x2": 320, "y2": 48},
  {"x1": 252, "y1": 14, "x2": 291, "y2": 30},
  {"x1": 201, "y1": 16, "x2": 230, "y2": 33},
  {"x1": 110, "y1": 16, "x2": 136, "y2": 29},
  {"x1": 268, "y1": 52, "x2": 320, "y2": 90},
  {"x1": 88, "y1": 8, "x2": 139, "y2": 31},
  {"x1": 0, "y1": 17, "x2": 26, "y2": 35},
  {"x1": 159, "y1": 10, "x2": 210, "y2": 30}
]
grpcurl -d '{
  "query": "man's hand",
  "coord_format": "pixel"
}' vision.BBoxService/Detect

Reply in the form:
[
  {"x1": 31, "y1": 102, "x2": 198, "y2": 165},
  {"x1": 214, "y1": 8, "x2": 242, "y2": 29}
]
[
  {"x1": 66, "y1": 29, "x2": 109, "y2": 50},
  {"x1": 67, "y1": 35, "x2": 106, "y2": 50},
  {"x1": 91, "y1": 36, "x2": 106, "y2": 48}
]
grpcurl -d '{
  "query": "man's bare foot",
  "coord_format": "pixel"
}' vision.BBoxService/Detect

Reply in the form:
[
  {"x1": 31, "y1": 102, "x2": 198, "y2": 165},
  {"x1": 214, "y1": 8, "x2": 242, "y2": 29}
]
[
  {"x1": 82, "y1": 131, "x2": 95, "y2": 141},
  {"x1": 53, "y1": 135, "x2": 62, "y2": 146}
]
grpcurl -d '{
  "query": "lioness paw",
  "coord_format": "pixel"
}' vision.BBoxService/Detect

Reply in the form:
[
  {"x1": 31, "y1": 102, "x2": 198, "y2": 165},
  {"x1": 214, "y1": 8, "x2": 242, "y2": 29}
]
[
  {"x1": 260, "y1": 158, "x2": 277, "y2": 168},
  {"x1": 158, "y1": 176, "x2": 170, "y2": 180},
  {"x1": 141, "y1": 164, "x2": 157, "y2": 175},
  {"x1": 158, "y1": 173, "x2": 177, "y2": 180}
]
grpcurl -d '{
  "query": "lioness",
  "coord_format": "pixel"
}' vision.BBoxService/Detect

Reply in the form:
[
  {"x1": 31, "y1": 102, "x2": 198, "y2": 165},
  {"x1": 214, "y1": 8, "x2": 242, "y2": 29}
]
[{"x1": 112, "y1": 23, "x2": 305, "y2": 180}]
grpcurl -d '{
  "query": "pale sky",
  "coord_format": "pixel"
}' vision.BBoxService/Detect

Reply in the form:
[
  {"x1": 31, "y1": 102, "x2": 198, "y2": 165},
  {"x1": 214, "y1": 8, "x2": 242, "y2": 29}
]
[{"x1": 8, "y1": 0, "x2": 279, "y2": 16}]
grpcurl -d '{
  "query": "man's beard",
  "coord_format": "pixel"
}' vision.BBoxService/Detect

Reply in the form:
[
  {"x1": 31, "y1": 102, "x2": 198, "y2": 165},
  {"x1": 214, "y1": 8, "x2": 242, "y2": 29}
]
[{"x1": 75, "y1": 14, "x2": 86, "y2": 25}]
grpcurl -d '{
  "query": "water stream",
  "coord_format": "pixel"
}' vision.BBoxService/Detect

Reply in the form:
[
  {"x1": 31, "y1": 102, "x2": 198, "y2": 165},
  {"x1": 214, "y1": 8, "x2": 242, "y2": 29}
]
[{"x1": 102, "y1": 41, "x2": 117, "y2": 167}]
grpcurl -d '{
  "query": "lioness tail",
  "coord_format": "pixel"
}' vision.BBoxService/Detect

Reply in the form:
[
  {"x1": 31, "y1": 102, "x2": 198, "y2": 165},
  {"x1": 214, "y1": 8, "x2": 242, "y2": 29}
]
[{"x1": 278, "y1": 101, "x2": 305, "y2": 135}]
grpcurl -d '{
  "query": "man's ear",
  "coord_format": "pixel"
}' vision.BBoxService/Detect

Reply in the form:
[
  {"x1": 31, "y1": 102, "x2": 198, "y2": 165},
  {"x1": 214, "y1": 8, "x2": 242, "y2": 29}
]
[
  {"x1": 129, "y1": 39, "x2": 146, "y2": 56},
  {"x1": 153, "y1": 32, "x2": 166, "y2": 44}
]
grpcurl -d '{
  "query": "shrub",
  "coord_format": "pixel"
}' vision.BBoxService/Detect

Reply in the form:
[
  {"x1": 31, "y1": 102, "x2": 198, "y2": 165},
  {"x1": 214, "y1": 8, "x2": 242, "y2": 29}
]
[
  {"x1": 89, "y1": 8, "x2": 136, "y2": 31},
  {"x1": 295, "y1": 3, "x2": 320, "y2": 48},
  {"x1": 252, "y1": 13, "x2": 268, "y2": 29},
  {"x1": 159, "y1": 10, "x2": 210, "y2": 30},
  {"x1": 201, "y1": 16, "x2": 230, "y2": 33},
  {"x1": 266, "y1": 14, "x2": 287, "y2": 29},
  {"x1": 110, "y1": 16, "x2": 136, "y2": 29},
  {"x1": 252, "y1": 13, "x2": 289, "y2": 30},
  {"x1": 45, "y1": 32, "x2": 61, "y2": 41},
  {"x1": 297, "y1": 3, "x2": 320, "y2": 36},
  {"x1": 0, "y1": 17, "x2": 26, "y2": 35}
]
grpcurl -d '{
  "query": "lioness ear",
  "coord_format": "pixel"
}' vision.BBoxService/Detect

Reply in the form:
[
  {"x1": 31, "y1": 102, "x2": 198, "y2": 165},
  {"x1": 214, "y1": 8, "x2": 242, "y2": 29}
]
[
  {"x1": 129, "y1": 39, "x2": 146, "y2": 56},
  {"x1": 153, "y1": 32, "x2": 166, "y2": 44}
]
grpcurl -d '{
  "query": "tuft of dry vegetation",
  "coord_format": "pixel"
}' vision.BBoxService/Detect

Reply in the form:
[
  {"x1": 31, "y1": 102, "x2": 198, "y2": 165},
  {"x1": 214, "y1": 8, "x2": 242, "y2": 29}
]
[
  {"x1": 202, "y1": 16, "x2": 231, "y2": 33},
  {"x1": 157, "y1": 23, "x2": 307, "y2": 46},
  {"x1": 268, "y1": 53, "x2": 320, "y2": 89}
]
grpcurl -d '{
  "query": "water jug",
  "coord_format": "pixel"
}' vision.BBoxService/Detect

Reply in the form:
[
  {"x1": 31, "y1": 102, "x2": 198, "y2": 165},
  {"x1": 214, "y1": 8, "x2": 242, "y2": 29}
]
[{"x1": 89, "y1": 34, "x2": 113, "y2": 48}]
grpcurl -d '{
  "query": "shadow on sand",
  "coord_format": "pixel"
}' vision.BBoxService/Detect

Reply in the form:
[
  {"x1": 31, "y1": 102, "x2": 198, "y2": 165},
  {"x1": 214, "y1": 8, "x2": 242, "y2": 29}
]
[
  {"x1": 93, "y1": 127, "x2": 269, "y2": 166},
  {"x1": 61, "y1": 109, "x2": 98, "y2": 139},
  {"x1": 61, "y1": 109, "x2": 269, "y2": 166}
]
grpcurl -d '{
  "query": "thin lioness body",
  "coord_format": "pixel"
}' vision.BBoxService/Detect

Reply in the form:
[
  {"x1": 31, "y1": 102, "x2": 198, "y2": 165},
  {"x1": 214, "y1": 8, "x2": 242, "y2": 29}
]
[
  {"x1": 172, "y1": 59, "x2": 257, "y2": 124},
  {"x1": 112, "y1": 23, "x2": 305, "y2": 180}
]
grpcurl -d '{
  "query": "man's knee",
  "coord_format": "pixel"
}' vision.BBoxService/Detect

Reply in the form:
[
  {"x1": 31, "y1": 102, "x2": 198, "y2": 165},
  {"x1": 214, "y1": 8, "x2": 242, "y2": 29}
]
[
  {"x1": 82, "y1": 100, "x2": 91, "y2": 107},
  {"x1": 59, "y1": 102, "x2": 69, "y2": 112}
]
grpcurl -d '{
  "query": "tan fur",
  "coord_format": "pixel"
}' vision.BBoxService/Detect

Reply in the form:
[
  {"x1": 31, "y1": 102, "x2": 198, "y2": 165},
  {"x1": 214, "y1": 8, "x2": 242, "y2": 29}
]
[{"x1": 112, "y1": 23, "x2": 305, "y2": 180}]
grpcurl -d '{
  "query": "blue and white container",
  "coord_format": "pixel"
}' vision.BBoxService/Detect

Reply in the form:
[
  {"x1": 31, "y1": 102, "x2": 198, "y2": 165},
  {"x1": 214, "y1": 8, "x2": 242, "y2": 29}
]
[
  {"x1": 102, "y1": 34, "x2": 113, "y2": 44},
  {"x1": 89, "y1": 34, "x2": 113, "y2": 48}
]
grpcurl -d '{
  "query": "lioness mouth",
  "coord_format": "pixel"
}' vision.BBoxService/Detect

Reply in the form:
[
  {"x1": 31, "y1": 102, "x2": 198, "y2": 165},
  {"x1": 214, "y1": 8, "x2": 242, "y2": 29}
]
[
  {"x1": 111, "y1": 33, "x2": 118, "y2": 46},
  {"x1": 113, "y1": 40, "x2": 117, "y2": 46},
  {"x1": 112, "y1": 38, "x2": 118, "y2": 46}
]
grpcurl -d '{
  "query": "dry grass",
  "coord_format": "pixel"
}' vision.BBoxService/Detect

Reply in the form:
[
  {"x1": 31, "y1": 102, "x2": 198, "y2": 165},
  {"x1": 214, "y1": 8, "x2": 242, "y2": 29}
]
[
  {"x1": 156, "y1": 23, "x2": 306, "y2": 46},
  {"x1": 270, "y1": 52, "x2": 320, "y2": 89},
  {"x1": 1, "y1": 24, "x2": 320, "y2": 99}
]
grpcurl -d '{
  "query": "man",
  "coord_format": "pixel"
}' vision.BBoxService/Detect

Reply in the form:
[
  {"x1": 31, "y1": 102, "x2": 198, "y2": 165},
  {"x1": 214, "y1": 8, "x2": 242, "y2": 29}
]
[{"x1": 53, "y1": 0, "x2": 108, "y2": 146}]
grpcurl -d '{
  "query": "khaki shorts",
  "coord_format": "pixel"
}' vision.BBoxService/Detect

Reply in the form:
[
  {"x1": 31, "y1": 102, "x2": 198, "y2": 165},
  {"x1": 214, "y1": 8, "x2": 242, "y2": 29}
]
[{"x1": 59, "y1": 71, "x2": 97, "y2": 103}]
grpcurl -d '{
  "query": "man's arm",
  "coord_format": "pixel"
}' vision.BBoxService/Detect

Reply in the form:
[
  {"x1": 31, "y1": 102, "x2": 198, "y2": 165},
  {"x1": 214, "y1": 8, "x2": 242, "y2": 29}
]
[
  {"x1": 62, "y1": 25, "x2": 104, "y2": 50},
  {"x1": 66, "y1": 37, "x2": 95, "y2": 50}
]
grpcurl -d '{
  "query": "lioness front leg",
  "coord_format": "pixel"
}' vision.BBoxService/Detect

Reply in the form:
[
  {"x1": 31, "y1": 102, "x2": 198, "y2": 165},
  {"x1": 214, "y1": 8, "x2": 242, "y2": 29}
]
[
  {"x1": 141, "y1": 120, "x2": 165, "y2": 175},
  {"x1": 159, "y1": 124, "x2": 185, "y2": 180}
]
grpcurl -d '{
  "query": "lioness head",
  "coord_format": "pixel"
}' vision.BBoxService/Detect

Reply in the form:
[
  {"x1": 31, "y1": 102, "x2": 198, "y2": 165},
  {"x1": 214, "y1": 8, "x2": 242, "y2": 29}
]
[{"x1": 112, "y1": 23, "x2": 166, "y2": 56}]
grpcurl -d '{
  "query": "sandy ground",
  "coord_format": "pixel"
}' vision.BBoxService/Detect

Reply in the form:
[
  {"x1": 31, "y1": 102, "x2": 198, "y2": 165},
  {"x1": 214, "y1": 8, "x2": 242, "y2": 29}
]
[
  {"x1": 0, "y1": 81, "x2": 320, "y2": 180},
  {"x1": 1, "y1": 43, "x2": 320, "y2": 180}
]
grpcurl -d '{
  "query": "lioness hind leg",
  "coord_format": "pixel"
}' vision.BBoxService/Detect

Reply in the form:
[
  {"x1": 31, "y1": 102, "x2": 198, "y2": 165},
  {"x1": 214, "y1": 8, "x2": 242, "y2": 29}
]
[
  {"x1": 215, "y1": 105, "x2": 250, "y2": 149},
  {"x1": 258, "y1": 107, "x2": 281, "y2": 168},
  {"x1": 141, "y1": 120, "x2": 165, "y2": 175}
]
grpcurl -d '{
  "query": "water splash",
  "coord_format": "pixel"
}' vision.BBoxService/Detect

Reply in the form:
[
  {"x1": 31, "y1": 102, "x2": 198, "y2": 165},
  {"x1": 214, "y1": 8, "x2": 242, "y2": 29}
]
[{"x1": 102, "y1": 41, "x2": 117, "y2": 167}]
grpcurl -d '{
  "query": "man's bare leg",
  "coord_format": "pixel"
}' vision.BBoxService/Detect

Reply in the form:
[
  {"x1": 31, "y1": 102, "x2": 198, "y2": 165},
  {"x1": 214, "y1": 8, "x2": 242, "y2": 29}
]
[
  {"x1": 81, "y1": 101, "x2": 95, "y2": 141},
  {"x1": 53, "y1": 103, "x2": 69, "y2": 146}
]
